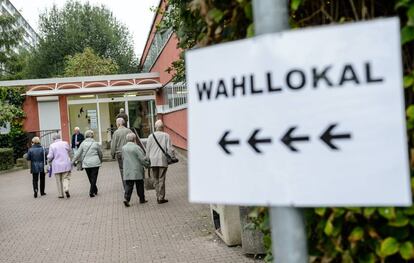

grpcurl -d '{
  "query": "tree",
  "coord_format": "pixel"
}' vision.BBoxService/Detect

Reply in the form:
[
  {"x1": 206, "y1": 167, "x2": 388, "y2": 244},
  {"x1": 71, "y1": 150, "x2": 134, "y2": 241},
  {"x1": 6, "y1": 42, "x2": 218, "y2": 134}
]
[
  {"x1": 64, "y1": 47, "x2": 119, "y2": 77},
  {"x1": 26, "y1": 0, "x2": 138, "y2": 78},
  {"x1": 0, "y1": 14, "x2": 24, "y2": 78}
]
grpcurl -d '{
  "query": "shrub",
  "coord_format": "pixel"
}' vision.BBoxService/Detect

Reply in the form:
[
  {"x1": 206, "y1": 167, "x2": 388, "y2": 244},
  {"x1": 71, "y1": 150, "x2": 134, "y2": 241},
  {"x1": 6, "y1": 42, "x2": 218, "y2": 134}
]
[{"x1": 0, "y1": 148, "x2": 14, "y2": 171}]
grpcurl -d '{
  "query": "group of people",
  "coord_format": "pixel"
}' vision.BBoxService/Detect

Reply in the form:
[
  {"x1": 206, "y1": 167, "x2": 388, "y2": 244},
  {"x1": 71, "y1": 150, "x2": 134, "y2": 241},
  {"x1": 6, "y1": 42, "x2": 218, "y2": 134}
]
[
  {"x1": 110, "y1": 118, "x2": 175, "y2": 206},
  {"x1": 26, "y1": 114, "x2": 176, "y2": 207}
]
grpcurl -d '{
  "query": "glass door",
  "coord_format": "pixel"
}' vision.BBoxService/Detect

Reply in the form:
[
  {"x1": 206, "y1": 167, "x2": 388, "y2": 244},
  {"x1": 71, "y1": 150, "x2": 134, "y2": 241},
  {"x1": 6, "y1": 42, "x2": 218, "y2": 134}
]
[
  {"x1": 68, "y1": 103, "x2": 100, "y2": 143},
  {"x1": 128, "y1": 100, "x2": 156, "y2": 138}
]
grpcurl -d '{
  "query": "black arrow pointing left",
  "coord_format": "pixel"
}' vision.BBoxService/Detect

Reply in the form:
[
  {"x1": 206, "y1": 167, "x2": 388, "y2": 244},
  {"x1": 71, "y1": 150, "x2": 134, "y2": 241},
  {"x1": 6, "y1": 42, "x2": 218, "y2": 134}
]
[
  {"x1": 218, "y1": 130, "x2": 240, "y2": 155},
  {"x1": 247, "y1": 129, "x2": 272, "y2": 154},
  {"x1": 320, "y1": 123, "x2": 352, "y2": 150}
]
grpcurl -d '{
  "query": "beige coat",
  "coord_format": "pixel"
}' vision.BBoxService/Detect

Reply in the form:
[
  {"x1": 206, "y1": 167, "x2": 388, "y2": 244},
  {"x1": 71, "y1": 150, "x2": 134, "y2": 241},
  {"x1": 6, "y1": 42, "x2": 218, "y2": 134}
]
[
  {"x1": 110, "y1": 126, "x2": 131, "y2": 158},
  {"x1": 146, "y1": 131, "x2": 175, "y2": 167}
]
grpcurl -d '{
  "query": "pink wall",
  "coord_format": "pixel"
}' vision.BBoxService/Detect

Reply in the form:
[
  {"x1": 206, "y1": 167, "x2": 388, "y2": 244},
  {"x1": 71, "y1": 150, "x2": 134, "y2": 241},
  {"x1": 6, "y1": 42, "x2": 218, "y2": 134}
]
[
  {"x1": 59, "y1": 96, "x2": 70, "y2": 142},
  {"x1": 163, "y1": 109, "x2": 187, "y2": 150}
]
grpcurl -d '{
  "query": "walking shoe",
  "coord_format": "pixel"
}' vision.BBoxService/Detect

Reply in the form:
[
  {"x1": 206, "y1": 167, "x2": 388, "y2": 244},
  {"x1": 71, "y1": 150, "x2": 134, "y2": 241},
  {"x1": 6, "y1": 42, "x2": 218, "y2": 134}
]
[
  {"x1": 89, "y1": 193, "x2": 95, "y2": 198},
  {"x1": 123, "y1": 200, "x2": 130, "y2": 207},
  {"x1": 65, "y1": 191, "x2": 70, "y2": 198},
  {"x1": 139, "y1": 200, "x2": 148, "y2": 204},
  {"x1": 34, "y1": 191, "x2": 38, "y2": 198},
  {"x1": 157, "y1": 199, "x2": 168, "y2": 204},
  {"x1": 41, "y1": 193, "x2": 46, "y2": 196},
  {"x1": 58, "y1": 196, "x2": 64, "y2": 199}
]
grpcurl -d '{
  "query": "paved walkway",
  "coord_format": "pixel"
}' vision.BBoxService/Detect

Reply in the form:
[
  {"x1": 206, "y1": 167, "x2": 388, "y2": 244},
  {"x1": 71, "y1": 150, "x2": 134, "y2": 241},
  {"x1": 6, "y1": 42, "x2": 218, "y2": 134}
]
[{"x1": 0, "y1": 156, "x2": 259, "y2": 263}]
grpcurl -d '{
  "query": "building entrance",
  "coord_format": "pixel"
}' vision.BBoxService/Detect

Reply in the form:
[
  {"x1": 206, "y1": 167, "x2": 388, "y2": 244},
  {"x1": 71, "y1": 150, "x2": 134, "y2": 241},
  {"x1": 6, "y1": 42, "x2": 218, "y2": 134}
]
[{"x1": 68, "y1": 92, "x2": 156, "y2": 145}]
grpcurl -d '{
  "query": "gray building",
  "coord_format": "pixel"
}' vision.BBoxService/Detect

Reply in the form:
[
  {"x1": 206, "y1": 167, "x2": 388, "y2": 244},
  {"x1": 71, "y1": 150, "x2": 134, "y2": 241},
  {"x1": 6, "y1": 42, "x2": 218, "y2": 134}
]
[{"x1": 0, "y1": 0, "x2": 38, "y2": 52}]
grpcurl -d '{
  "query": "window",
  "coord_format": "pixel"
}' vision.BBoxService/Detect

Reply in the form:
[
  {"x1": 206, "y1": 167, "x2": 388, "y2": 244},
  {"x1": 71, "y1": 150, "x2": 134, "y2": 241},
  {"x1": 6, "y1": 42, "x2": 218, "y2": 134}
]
[{"x1": 162, "y1": 82, "x2": 187, "y2": 112}]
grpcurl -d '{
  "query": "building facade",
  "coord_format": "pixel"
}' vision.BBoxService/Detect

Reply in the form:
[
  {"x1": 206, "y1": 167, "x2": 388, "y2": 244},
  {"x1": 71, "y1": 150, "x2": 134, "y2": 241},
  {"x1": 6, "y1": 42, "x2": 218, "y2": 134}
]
[
  {"x1": 140, "y1": 0, "x2": 188, "y2": 150},
  {"x1": 0, "y1": 0, "x2": 38, "y2": 52}
]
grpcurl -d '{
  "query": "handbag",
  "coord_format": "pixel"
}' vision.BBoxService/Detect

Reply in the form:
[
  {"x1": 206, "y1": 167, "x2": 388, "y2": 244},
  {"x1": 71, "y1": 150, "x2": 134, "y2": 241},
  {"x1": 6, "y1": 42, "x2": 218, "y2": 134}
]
[
  {"x1": 152, "y1": 133, "x2": 178, "y2": 165},
  {"x1": 77, "y1": 142, "x2": 93, "y2": 171}
]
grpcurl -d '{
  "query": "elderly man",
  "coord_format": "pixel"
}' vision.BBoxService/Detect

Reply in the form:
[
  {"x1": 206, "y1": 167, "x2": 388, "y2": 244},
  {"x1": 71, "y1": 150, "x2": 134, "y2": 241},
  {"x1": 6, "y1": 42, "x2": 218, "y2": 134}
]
[
  {"x1": 111, "y1": 118, "x2": 133, "y2": 189},
  {"x1": 122, "y1": 132, "x2": 150, "y2": 207},
  {"x1": 71, "y1": 127, "x2": 84, "y2": 155},
  {"x1": 47, "y1": 133, "x2": 72, "y2": 198},
  {"x1": 146, "y1": 120, "x2": 176, "y2": 204},
  {"x1": 116, "y1": 108, "x2": 128, "y2": 127}
]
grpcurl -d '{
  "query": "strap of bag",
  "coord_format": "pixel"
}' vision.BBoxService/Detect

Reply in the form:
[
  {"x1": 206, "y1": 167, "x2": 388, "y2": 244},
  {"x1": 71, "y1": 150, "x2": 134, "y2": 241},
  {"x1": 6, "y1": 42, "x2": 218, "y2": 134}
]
[
  {"x1": 42, "y1": 146, "x2": 46, "y2": 166},
  {"x1": 81, "y1": 142, "x2": 94, "y2": 162},
  {"x1": 152, "y1": 133, "x2": 167, "y2": 156}
]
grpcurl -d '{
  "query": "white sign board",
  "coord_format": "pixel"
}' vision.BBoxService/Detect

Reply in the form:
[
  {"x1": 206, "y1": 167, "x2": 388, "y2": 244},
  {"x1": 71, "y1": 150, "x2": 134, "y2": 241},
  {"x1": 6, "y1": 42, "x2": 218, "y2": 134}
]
[
  {"x1": 186, "y1": 18, "x2": 411, "y2": 207},
  {"x1": 0, "y1": 122, "x2": 11, "y2": 135}
]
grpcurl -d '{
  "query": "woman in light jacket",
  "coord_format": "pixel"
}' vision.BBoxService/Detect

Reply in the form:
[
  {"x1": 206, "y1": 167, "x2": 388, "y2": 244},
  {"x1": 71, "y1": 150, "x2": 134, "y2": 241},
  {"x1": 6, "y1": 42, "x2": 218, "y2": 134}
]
[
  {"x1": 73, "y1": 130, "x2": 103, "y2": 197},
  {"x1": 145, "y1": 120, "x2": 175, "y2": 204}
]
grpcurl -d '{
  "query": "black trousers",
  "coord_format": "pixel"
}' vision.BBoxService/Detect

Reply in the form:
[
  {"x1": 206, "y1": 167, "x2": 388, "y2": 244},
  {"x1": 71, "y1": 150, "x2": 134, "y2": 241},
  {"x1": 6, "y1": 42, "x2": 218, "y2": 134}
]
[
  {"x1": 85, "y1": 167, "x2": 99, "y2": 195},
  {"x1": 124, "y1": 180, "x2": 145, "y2": 202},
  {"x1": 32, "y1": 172, "x2": 45, "y2": 194}
]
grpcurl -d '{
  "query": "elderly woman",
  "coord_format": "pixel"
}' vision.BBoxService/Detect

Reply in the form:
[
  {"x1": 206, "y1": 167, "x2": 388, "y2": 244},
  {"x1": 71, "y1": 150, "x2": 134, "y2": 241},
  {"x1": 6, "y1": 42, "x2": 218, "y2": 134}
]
[
  {"x1": 47, "y1": 133, "x2": 72, "y2": 199},
  {"x1": 26, "y1": 137, "x2": 47, "y2": 198},
  {"x1": 122, "y1": 132, "x2": 150, "y2": 207},
  {"x1": 145, "y1": 120, "x2": 176, "y2": 204},
  {"x1": 73, "y1": 130, "x2": 102, "y2": 197}
]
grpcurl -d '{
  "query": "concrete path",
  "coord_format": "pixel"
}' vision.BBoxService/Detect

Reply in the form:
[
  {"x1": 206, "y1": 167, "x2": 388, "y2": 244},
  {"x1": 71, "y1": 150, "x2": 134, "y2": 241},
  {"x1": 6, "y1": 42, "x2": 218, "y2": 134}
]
[{"x1": 0, "y1": 157, "x2": 260, "y2": 263}]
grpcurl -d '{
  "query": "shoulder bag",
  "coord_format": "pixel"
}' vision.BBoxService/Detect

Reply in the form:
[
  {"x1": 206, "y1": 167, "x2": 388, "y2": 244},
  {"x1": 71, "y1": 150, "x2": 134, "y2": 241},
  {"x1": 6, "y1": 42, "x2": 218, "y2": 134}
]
[{"x1": 152, "y1": 133, "x2": 178, "y2": 165}]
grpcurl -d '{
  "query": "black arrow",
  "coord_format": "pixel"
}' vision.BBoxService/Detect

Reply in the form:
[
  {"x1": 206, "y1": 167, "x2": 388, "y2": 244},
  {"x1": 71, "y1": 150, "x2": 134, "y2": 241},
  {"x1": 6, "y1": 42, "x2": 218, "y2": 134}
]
[
  {"x1": 247, "y1": 129, "x2": 272, "y2": 154},
  {"x1": 320, "y1": 123, "x2": 351, "y2": 150},
  {"x1": 281, "y1": 126, "x2": 310, "y2": 152},
  {"x1": 218, "y1": 130, "x2": 240, "y2": 155}
]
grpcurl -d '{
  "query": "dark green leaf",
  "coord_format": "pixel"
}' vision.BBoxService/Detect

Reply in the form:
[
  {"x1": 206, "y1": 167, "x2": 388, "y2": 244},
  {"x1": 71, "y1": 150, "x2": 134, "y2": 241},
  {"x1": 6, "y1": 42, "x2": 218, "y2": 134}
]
[
  {"x1": 348, "y1": 227, "x2": 364, "y2": 242},
  {"x1": 324, "y1": 220, "x2": 333, "y2": 236},
  {"x1": 380, "y1": 237, "x2": 400, "y2": 257},
  {"x1": 404, "y1": 75, "x2": 414, "y2": 88},
  {"x1": 363, "y1": 208, "x2": 376, "y2": 218},
  {"x1": 400, "y1": 241, "x2": 414, "y2": 260},
  {"x1": 315, "y1": 208, "x2": 326, "y2": 216},
  {"x1": 290, "y1": 0, "x2": 303, "y2": 11},
  {"x1": 378, "y1": 207, "x2": 396, "y2": 220},
  {"x1": 402, "y1": 26, "x2": 414, "y2": 45},
  {"x1": 208, "y1": 8, "x2": 224, "y2": 23}
]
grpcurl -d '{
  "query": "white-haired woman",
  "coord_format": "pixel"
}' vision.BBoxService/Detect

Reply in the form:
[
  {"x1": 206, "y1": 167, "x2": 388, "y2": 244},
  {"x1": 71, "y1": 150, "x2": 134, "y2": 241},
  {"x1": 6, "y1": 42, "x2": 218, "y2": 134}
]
[
  {"x1": 145, "y1": 120, "x2": 176, "y2": 204},
  {"x1": 122, "y1": 132, "x2": 150, "y2": 207},
  {"x1": 47, "y1": 133, "x2": 72, "y2": 199},
  {"x1": 26, "y1": 137, "x2": 48, "y2": 198},
  {"x1": 73, "y1": 130, "x2": 102, "y2": 197}
]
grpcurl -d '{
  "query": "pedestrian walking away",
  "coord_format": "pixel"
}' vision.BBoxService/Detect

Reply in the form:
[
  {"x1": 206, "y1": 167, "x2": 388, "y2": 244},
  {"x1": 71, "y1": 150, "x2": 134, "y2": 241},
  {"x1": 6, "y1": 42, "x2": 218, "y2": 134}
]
[
  {"x1": 111, "y1": 118, "x2": 134, "y2": 190},
  {"x1": 122, "y1": 132, "x2": 150, "y2": 207},
  {"x1": 73, "y1": 130, "x2": 103, "y2": 197},
  {"x1": 71, "y1": 127, "x2": 84, "y2": 156},
  {"x1": 47, "y1": 133, "x2": 72, "y2": 199},
  {"x1": 146, "y1": 120, "x2": 176, "y2": 204},
  {"x1": 116, "y1": 108, "x2": 129, "y2": 127},
  {"x1": 26, "y1": 137, "x2": 48, "y2": 198}
]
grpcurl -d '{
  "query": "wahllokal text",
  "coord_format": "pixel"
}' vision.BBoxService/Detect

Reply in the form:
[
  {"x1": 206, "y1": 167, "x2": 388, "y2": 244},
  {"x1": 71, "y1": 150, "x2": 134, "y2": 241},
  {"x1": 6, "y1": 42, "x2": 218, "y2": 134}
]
[{"x1": 195, "y1": 62, "x2": 384, "y2": 102}]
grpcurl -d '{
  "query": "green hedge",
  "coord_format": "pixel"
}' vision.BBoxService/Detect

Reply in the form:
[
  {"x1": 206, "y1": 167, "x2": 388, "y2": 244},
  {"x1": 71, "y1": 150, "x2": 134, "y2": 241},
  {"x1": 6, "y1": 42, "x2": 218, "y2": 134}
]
[{"x1": 0, "y1": 148, "x2": 14, "y2": 171}]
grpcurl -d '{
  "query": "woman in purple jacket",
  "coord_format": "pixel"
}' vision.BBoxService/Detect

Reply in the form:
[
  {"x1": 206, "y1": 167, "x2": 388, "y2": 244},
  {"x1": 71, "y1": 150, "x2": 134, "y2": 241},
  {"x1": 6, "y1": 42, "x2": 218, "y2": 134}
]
[{"x1": 47, "y1": 133, "x2": 72, "y2": 199}]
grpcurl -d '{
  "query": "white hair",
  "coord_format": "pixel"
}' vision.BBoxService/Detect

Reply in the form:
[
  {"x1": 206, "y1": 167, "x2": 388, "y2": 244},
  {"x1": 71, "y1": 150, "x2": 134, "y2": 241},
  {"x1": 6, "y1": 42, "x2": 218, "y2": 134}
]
[
  {"x1": 32, "y1": 137, "x2": 40, "y2": 144},
  {"x1": 74, "y1": 127, "x2": 80, "y2": 132},
  {"x1": 120, "y1": 108, "x2": 125, "y2": 113},
  {"x1": 84, "y1": 130, "x2": 94, "y2": 138},
  {"x1": 116, "y1": 118, "x2": 125, "y2": 127},
  {"x1": 52, "y1": 133, "x2": 61, "y2": 141},
  {"x1": 126, "y1": 132, "x2": 136, "y2": 142},
  {"x1": 155, "y1": 120, "x2": 164, "y2": 131}
]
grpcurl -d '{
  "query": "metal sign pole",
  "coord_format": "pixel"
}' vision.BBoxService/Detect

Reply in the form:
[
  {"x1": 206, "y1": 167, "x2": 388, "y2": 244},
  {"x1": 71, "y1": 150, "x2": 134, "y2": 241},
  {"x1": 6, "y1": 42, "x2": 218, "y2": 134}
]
[{"x1": 252, "y1": 1, "x2": 308, "y2": 262}]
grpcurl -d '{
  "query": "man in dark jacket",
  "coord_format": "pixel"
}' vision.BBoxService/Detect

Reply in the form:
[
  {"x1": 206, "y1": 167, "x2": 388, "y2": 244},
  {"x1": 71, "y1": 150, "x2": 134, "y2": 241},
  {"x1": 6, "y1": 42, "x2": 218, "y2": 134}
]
[
  {"x1": 71, "y1": 127, "x2": 84, "y2": 154},
  {"x1": 26, "y1": 137, "x2": 48, "y2": 198}
]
